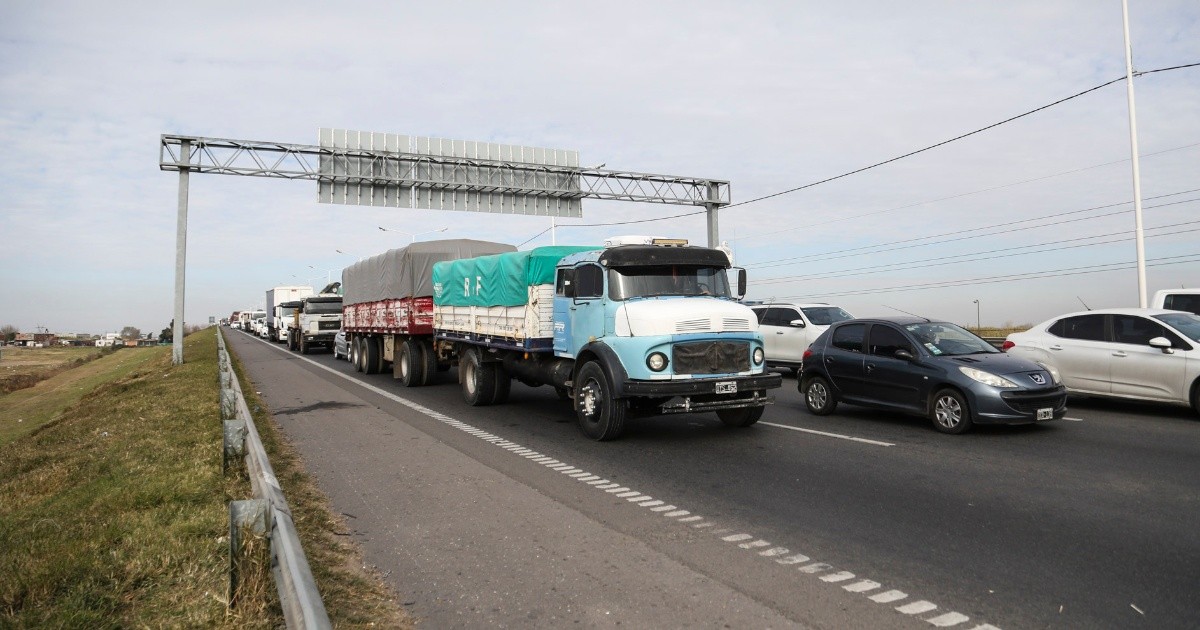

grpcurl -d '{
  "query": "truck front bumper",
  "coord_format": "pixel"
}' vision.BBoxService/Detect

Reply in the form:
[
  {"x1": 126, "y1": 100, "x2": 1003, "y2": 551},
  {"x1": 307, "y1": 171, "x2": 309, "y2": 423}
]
[{"x1": 622, "y1": 373, "x2": 783, "y2": 413}]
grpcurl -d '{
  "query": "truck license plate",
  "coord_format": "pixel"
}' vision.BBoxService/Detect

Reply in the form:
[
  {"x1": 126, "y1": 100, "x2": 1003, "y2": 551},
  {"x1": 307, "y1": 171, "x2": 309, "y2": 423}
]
[
  {"x1": 716, "y1": 381, "x2": 737, "y2": 394},
  {"x1": 1036, "y1": 408, "x2": 1053, "y2": 421}
]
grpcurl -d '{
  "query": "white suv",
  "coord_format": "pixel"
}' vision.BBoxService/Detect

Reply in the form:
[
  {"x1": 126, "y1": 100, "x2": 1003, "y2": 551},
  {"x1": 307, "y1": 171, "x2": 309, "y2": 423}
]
[{"x1": 748, "y1": 302, "x2": 854, "y2": 371}]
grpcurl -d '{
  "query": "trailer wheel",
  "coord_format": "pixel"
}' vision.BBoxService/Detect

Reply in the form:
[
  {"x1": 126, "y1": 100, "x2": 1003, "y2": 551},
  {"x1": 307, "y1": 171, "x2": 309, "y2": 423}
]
[
  {"x1": 418, "y1": 339, "x2": 438, "y2": 386},
  {"x1": 363, "y1": 337, "x2": 382, "y2": 374},
  {"x1": 717, "y1": 406, "x2": 764, "y2": 427},
  {"x1": 491, "y1": 362, "x2": 512, "y2": 405},
  {"x1": 459, "y1": 348, "x2": 497, "y2": 406},
  {"x1": 575, "y1": 362, "x2": 627, "y2": 441},
  {"x1": 352, "y1": 338, "x2": 364, "y2": 372},
  {"x1": 397, "y1": 339, "x2": 425, "y2": 387}
]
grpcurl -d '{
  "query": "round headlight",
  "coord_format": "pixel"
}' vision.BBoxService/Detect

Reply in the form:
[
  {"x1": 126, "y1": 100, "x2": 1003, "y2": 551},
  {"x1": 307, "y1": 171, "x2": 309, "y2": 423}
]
[
  {"x1": 647, "y1": 352, "x2": 668, "y2": 372},
  {"x1": 753, "y1": 347, "x2": 765, "y2": 365}
]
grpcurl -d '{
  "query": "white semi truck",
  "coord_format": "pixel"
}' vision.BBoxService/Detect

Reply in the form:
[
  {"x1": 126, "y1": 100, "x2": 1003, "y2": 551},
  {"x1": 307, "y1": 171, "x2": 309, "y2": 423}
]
[{"x1": 265, "y1": 285, "x2": 314, "y2": 342}]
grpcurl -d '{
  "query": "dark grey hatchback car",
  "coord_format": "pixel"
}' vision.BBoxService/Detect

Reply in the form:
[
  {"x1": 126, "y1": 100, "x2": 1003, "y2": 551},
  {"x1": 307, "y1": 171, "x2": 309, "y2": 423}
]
[{"x1": 800, "y1": 316, "x2": 1067, "y2": 433}]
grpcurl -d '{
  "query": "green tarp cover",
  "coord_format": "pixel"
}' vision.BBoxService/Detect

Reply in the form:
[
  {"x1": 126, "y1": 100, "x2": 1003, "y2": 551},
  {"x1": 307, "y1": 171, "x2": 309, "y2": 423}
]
[{"x1": 433, "y1": 246, "x2": 598, "y2": 307}]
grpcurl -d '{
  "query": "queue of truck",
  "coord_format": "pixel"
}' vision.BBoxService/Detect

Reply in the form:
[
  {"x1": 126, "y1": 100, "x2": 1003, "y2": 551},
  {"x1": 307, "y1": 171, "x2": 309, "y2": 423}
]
[{"x1": 232, "y1": 236, "x2": 782, "y2": 441}]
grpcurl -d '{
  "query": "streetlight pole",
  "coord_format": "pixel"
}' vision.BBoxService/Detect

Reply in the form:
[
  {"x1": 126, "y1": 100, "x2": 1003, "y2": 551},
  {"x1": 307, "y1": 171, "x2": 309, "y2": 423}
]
[{"x1": 973, "y1": 299, "x2": 980, "y2": 330}]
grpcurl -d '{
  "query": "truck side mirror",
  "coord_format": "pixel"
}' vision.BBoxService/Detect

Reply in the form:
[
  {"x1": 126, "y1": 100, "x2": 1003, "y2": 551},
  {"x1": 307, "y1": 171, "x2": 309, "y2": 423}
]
[{"x1": 736, "y1": 268, "x2": 747, "y2": 299}]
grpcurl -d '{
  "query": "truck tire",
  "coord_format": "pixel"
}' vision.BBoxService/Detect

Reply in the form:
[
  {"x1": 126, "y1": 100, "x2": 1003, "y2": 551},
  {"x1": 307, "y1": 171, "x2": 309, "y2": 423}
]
[
  {"x1": 717, "y1": 406, "x2": 764, "y2": 427},
  {"x1": 418, "y1": 339, "x2": 438, "y2": 386},
  {"x1": 574, "y1": 361, "x2": 627, "y2": 441},
  {"x1": 459, "y1": 348, "x2": 496, "y2": 406},
  {"x1": 397, "y1": 339, "x2": 426, "y2": 387},
  {"x1": 363, "y1": 337, "x2": 382, "y2": 375},
  {"x1": 352, "y1": 338, "x2": 364, "y2": 372},
  {"x1": 491, "y1": 362, "x2": 512, "y2": 405},
  {"x1": 300, "y1": 336, "x2": 310, "y2": 355}
]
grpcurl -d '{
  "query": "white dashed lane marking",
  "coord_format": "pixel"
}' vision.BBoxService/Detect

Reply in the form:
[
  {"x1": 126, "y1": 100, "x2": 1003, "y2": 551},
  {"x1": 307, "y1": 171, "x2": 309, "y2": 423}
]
[
  {"x1": 760, "y1": 421, "x2": 895, "y2": 446},
  {"x1": 250, "y1": 335, "x2": 997, "y2": 629}
]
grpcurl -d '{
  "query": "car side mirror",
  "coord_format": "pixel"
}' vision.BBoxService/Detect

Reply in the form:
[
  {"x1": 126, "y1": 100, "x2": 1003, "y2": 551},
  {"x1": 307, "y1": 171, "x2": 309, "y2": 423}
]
[
  {"x1": 1149, "y1": 336, "x2": 1173, "y2": 354},
  {"x1": 894, "y1": 349, "x2": 915, "y2": 361},
  {"x1": 789, "y1": 319, "x2": 806, "y2": 328}
]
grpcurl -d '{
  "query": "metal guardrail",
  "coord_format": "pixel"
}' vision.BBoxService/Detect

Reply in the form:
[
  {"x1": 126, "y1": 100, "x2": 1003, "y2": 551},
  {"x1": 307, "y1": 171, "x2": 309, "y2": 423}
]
[{"x1": 218, "y1": 329, "x2": 332, "y2": 629}]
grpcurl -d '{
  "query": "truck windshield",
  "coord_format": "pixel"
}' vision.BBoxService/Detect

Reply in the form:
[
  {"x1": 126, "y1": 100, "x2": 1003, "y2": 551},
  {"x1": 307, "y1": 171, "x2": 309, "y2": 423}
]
[
  {"x1": 305, "y1": 299, "x2": 342, "y2": 314},
  {"x1": 607, "y1": 265, "x2": 732, "y2": 300}
]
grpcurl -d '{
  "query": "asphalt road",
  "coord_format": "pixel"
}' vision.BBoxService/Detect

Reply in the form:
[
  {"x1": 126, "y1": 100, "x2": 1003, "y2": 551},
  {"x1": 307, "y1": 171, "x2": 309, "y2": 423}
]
[{"x1": 226, "y1": 329, "x2": 1200, "y2": 629}]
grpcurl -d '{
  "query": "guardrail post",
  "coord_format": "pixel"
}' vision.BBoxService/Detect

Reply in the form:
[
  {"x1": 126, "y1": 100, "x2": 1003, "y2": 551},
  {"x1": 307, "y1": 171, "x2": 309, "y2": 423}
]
[
  {"x1": 228, "y1": 498, "x2": 269, "y2": 609},
  {"x1": 223, "y1": 420, "x2": 247, "y2": 473}
]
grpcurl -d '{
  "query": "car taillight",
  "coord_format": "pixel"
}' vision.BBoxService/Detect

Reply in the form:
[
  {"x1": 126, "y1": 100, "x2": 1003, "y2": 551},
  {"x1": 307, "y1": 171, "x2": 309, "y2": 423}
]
[
  {"x1": 803, "y1": 348, "x2": 813, "y2": 361},
  {"x1": 1001, "y1": 340, "x2": 1015, "y2": 351}
]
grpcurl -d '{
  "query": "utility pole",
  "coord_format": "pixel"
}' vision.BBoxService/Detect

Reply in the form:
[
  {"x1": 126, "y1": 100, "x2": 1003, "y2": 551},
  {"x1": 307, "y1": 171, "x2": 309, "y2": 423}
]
[{"x1": 1122, "y1": 0, "x2": 1148, "y2": 307}]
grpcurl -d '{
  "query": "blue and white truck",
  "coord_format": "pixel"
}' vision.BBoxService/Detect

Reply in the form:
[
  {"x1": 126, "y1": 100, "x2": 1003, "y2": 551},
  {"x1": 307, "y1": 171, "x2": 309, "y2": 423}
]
[{"x1": 432, "y1": 237, "x2": 782, "y2": 440}]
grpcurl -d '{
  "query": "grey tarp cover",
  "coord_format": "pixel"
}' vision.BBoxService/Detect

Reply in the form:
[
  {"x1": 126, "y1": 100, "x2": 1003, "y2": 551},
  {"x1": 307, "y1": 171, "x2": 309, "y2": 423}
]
[{"x1": 341, "y1": 239, "x2": 516, "y2": 306}]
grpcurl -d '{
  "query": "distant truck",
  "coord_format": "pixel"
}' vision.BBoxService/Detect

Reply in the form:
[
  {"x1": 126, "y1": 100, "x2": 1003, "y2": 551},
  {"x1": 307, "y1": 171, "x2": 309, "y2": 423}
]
[
  {"x1": 339, "y1": 239, "x2": 517, "y2": 381},
  {"x1": 265, "y1": 285, "x2": 314, "y2": 342},
  {"x1": 431, "y1": 237, "x2": 783, "y2": 440},
  {"x1": 286, "y1": 294, "x2": 343, "y2": 354}
]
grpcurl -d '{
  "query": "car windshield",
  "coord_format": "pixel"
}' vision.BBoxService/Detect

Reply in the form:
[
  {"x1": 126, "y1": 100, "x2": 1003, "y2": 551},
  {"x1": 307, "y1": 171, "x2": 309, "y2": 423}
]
[
  {"x1": 801, "y1": 306, "x2": 853, "y2": 326},
  {"x1": 1154, "y1": 312, "x2": 1200, "y2": 342},
  {"x1": 608, "y1": 265, "x2": 732, "y2": 300},
  {"x1": 903, "y1": 322, "x2": 998, "y2": 356},
  {"x1": 305, "y1": 299, "x2": 343, "y2": 314}
]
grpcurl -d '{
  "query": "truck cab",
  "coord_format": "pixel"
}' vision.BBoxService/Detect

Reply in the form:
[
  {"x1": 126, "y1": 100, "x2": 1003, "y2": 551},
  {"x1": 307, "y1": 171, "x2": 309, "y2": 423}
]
[
  {"x1": 551, "y1": 241, "x2": 781, "y2": 438},
  {"x1": 288, "y1": 295, "x2": 343, "y2": 354}
]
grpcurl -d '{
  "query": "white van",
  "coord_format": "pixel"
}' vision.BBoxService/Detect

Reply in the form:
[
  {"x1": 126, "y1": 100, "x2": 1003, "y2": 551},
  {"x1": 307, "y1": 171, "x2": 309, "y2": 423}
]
[{"x1": 1152, "y1": 288, "x2": 1200, "y2": 316}]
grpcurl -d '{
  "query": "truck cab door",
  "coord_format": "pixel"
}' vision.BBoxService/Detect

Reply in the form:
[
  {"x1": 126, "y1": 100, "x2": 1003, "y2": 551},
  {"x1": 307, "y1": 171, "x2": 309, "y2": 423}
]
[{"x1": 560, "y1": 264, "x2": 606, "y2": 357}]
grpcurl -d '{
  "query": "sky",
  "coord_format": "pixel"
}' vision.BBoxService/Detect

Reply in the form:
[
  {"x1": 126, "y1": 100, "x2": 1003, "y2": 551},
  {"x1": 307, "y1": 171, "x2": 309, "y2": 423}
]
[{"x1": 1, "y1": 1, "x2": 1197, "y2": 336}]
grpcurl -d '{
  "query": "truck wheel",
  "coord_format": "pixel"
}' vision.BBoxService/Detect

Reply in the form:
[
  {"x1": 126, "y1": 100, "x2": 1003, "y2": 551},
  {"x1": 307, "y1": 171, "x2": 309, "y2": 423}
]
[
  {"x1": 363, "y1": 337, "x2": 382, "y2": 375},
  {"x1": 459, "y1": 348, "x2": 497, "y2": 406},
  {"x1": 491, "y1": 363, "x2": 512, "y2": 405},
  {"x1": 397, "y1": 339, "x2": 426, "y2": 387},
  {"x1": 575, "y1": 362, "x2": 627, "y2": 441},
  {"x1": 352, "y1": 338, "x2": 364, "y2": 372},
  {"x1": 300, "y1": 336, "x2": 310, "y2": 355},
  {"x1": 717, "y1": 406, "x2": 764, "y2": 427},
  {"x1": 418, "y1": 339, "x2": 438, "y2": 386}
]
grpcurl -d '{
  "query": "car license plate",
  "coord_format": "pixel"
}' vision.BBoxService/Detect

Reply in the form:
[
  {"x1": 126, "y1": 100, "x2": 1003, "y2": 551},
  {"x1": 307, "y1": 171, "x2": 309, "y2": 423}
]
[
  {"x1": 716, "y1": 381, "x2": 737, "y2": 394},
  {"x1": 1036, "y1": 408, "x2": 1053, "y2": 421}
]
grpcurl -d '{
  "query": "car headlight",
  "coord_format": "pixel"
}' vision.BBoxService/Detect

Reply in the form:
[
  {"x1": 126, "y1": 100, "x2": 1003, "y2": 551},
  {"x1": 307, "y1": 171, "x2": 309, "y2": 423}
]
[
  {"x1": 1036, "y1": 362, "x2": 1062, "y2": 385},
  {"x1": 753, "y1": 347, "x2": 764, "y2": 365},
  {"x1": 647, "y1": 352, "x2": 668, "y2": 372},
  {"x1": 958, "y1": 366, "x2": 1017, "y2": 388}
]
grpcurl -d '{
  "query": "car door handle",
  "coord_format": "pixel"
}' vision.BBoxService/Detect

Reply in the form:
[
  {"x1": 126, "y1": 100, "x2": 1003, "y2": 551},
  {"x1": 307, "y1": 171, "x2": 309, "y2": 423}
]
[
  {"x1": 865, "y1": 363, "x2": 875, "y2": 374},
  {"x1": 776, "y1": 331, "x2": 785, "y2": 334},
  {"x1": 1049, "y1": 345, "x2": 1063, "y2": 351},
  {"x1": 1112, "y1": 351, "x2": 1127, "y2": 358},
  {"x1": 824, "y1": 357, "x2": 834, "y2": 364}
]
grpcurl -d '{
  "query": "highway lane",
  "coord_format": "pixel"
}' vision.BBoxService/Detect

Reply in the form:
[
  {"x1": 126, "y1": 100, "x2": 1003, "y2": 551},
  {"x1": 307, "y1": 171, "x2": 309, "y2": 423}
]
[{"x1": 227, "y1": 329, "x2": 1200, "y2": 629}]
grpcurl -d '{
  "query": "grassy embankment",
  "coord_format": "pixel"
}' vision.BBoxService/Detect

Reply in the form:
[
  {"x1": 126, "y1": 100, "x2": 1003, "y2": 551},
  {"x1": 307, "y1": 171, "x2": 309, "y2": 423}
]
[
  {"x1": 0, "y1": 345, "x2": 113, "y2": 395},
  {"x1": 0, "y1": 327, "x2": 411, "y2": 627}
]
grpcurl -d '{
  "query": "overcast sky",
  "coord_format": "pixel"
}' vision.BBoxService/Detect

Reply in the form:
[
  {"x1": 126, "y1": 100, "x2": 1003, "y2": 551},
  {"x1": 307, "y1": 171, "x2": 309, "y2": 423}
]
[{"x1": 2, "y1": 1, "x2": 1197, "y2": 336}]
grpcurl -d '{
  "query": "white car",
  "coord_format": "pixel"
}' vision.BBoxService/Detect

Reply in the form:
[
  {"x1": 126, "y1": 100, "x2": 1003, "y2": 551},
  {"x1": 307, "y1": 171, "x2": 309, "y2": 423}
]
[
  {"x1": 748, "y1": 302, "x2": 854, "y2": 371},
  {"x1": 1003, "y1": 308, "x2": 1200, "y2": 412}
]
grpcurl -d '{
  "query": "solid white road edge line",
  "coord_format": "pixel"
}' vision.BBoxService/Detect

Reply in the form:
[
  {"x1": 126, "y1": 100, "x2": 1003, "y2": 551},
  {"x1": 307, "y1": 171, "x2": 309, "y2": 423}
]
[{"x1": 241, "y1": 333, "x2": 993, "y2": 629}]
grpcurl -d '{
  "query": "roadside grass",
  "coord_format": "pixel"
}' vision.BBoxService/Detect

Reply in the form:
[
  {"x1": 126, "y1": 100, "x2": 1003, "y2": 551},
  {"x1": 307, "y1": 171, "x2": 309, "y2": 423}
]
[
  {"x1": 0, "y1": 327, "x2": 411, "y2": 628},
  {"x1": 0, "y1": 347, "x2": 161, "y2": 445},
  {"x1": 228, "y1": 334, "x2": 413, "y2": 628},
  {"x1": 0, "y1": 346, "x2": 112, "y2": 394}
]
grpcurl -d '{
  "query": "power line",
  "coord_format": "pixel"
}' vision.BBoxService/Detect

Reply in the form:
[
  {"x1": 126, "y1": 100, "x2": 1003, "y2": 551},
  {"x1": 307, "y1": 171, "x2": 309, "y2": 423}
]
[
  {"x1": 744, "y1": 190, "x2": 1200, "y2": 269},
  {"x1": 766, "y1": 253, "x2": 1200, "y2": 301},
  {"x1": 733, "y1": 141, "x2": 1200, "y2": 244},
  {"x1": 755, "y1": 221, "x2": 1200, "y2": 285},
  {"x1": 514, "y1": 62, "x2": 1198, "y2": 241}
]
